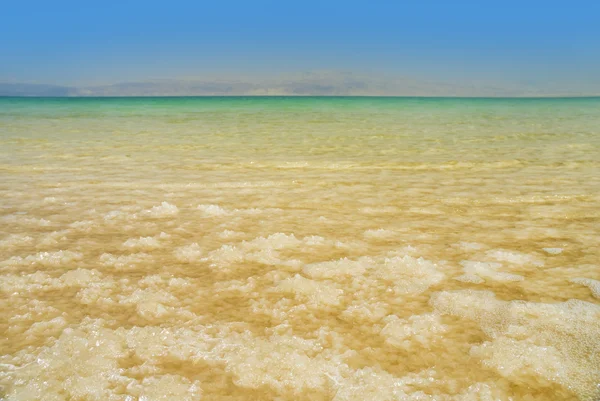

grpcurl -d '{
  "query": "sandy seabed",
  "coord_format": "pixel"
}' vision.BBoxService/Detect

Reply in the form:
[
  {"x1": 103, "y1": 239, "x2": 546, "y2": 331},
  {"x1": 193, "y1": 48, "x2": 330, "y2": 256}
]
[{"x1": 1, "y1": 97, "x2": 599, "y2": 400}]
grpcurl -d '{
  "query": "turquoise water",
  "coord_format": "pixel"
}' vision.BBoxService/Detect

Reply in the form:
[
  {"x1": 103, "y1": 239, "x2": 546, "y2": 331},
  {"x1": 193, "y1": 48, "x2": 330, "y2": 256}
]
[{"x1": 1, "y1": 97, "x2": 599, "y2": 401}]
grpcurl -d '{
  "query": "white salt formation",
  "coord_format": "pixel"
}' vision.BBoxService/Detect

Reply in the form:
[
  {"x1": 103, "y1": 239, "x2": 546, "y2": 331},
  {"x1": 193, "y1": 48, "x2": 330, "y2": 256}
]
[
  {"x1": 570, "y1": 278, "x2": 600, "y2": 299},
  {"x1": 143, "y1": 201, "x2": 180, "y2": 218},
  {"x1": 2, "y1": 98, "x2": 600, "y2": 401}
]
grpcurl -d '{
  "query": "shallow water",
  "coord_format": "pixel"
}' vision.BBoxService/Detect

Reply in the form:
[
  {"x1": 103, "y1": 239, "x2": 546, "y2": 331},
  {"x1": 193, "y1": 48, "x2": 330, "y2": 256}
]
[{"x1": 1, "y1": 97, "x2": 599, "y2": 401}]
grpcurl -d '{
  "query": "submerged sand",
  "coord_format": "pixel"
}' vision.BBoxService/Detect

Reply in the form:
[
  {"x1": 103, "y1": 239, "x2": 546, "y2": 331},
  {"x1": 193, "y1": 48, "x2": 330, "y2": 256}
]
[{"x1": 1, "y1": 97, "x2": 599, "y2": 400}]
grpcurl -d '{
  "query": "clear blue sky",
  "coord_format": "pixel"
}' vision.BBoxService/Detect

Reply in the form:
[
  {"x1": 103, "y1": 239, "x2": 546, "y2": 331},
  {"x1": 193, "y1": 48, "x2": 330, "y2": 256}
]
[{"x1": 2, "y1": 0, "x2": 599, "y2": 87}]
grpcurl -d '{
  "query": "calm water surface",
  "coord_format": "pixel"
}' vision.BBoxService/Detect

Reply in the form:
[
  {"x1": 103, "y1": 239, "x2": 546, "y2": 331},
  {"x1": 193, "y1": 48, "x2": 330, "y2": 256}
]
[{"x1": 1, "y1": 97, "x2": 599, "y2": 400}]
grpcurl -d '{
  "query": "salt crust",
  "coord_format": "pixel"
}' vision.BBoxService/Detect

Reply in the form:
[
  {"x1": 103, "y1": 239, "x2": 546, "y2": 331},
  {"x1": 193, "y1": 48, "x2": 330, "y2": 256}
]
[
  {"x1": 69, "y1": 219, "x2": 95, "y2": 232},
  {"x1": 218, "y1": 229, "x2": 245, "y2": 239},
  {"x1": 431, "y1": 290, "x2": 600, "y2": 400},
  {"x1": 174, "y1": 243, "x2": 202, "y2": 263},
  {"x1": 197, "y1": 204, "x2": 228, "y2": 216},
  {"x1": 0, "y1": 234, "x2": 34, "y2": 248},
  {"x1": 142, "y1": 201, "x2": 179, "y2": 218},
  {"x1": 199, "y1": 233, "x2": 330, "y2": 270},
  {"x1": 102, "y1": 207, "x2": 142, "y2": 222},
  {"x1": 454, "y1": 242, "x2": 484, "y2": 251},
  {"x1": 1, "y1": 317, "x2": 524, "y2": 400},
  {"x1": 39, "y1": 229, "x2": 70, "y2": 246},
  {"x1": 341, "y1": 301, "x2": 389, "y2": 323},
  {"x1": 360, "y1": 206, "x2": 398, "y2": 214},
  {"x1": 1, "y1": 214, "x2": 51, "y2": 227},
  {"x1": 2, "y1": 268, "x2": 103, "y2": 293},
  {"x1": 123, "y1": 236, "x2": 161, "y2": 250},
  {"x1": 485, "y1": 249, "x2": 544, "y2": 267},
  {"x1": 2, "y1": 250, "x2": 83, "y2": 268},
  {"x1": 363, "y1": 229, "x2": 396, "y2": 239},
  {"x1": 542, "y1": 247, "x2": 563, "y2": 255},
  {"x1": 197, "y1": 204, "x2": 283, "y2": 217},
  {"x1": 99, "y1": 252, "x2": 153, "y2": 271},
  {"x1": 570, "y1": 277, "x2": 600, "y2": 298},
  {"x1": 381, "y1": 313, "x2": 448, "y2": 349},
  {"x1": 118, "y1": 288, "x2": 181, "y2": 319},
  {"x1": 304, "y1": 254, "x2": 444, "y2": 296},
  {"x1": 275, "y1": 274, "x2": 343, "y2": 306},
  {"x1": 456, "y1": 261, "x2": 524, "y2": 283}
]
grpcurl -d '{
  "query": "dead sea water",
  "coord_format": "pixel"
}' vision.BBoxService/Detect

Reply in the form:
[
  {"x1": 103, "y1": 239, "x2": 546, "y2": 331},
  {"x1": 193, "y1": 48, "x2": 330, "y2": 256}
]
[{"x1": 1, "y1": 96, "x2": 599, "y2": 400}]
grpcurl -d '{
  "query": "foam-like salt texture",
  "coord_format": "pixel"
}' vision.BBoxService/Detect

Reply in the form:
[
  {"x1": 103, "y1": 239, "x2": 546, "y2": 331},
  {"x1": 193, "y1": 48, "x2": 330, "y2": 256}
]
[
  {"x1": 99, "y1": 252, "x2": 153, "y2": 270},
  {"x1": 431, "y1": 290, "x2": 600, "y2": 400},
  {"x1": 0, "y1": 234, "x2": 34, "y2": 248},
  {"x1": 381, "y1": 313, "x2": 448, "y2": 349},
  {"x1": 204, "y1": 233, "x2": 319, "y2": 270},
  {"x1": 485, "y1": 249, "x2": 544, "y2": 266},
  {"x1": 275, "y1": 274, "x2": 343, "y2": 306},
  {"x1": 143, "y1": 201, "x2": 179, "y2": 218},
  {"x1": 3, "y1": 250, "x2": 83, "y2": 268},
  {"x1": 363, "y1": 228, "x2": 396, "y2": 240},
  {"x1": 374, "y1": 255, "x2": 445, "y2": 295},
  {"x1": 123, "y1": 236, "x2": 161, "y2": 250},
  {"x1": 197, "y1": 204, "x2": 229, "y2": 216},
  {"x1": 303, "y1": 257, "x2": 370, "y2": 279},
  {"x1": 173, "y1": 243, "x2": 202, "y2": 262},
  {"x1": 303, "y1": 254, "x2": 445, "y2": 297},
  {"x1": 457, "y1": 260, "x2": 524, "y2": 283}
]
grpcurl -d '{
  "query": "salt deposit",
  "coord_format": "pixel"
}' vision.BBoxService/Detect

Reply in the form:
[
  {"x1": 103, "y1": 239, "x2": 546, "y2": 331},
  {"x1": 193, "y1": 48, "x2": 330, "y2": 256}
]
[
  {"x1": 143, "y1": 201, "x2": 179, "y2": 218},
  {"x1": 543, "y1": 247, "x2": 564, "y2": 254},
  {"x1": 570, "y1": 278, "x2": 600, "y2": 298},
  {"x1": 457, "y1": 260, "x2": 524, "y2": 283},
  {"x1": 1, "y1": 97, "x2": 599, "y2": 400}
]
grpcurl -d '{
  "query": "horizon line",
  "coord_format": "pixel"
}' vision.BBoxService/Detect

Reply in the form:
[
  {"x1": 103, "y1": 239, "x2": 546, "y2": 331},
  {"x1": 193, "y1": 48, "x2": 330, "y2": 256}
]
[{"x1": 2, "y1": 95, "x2": 600, "y2": 100}]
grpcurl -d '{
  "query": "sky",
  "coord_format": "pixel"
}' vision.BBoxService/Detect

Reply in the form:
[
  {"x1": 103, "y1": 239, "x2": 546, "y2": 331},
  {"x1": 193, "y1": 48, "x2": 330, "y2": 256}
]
[{"x1": 1, "y1": 0, "x2": 600, "y2": 93}]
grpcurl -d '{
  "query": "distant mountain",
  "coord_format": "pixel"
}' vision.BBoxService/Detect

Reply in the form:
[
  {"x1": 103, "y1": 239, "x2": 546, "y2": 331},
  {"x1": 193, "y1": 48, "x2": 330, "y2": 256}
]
[
  {"x1": 2, "y1": 72, "x2": 599, "y2": 97},
  {"x1": 0, "y1": 83, "x2": 75, "y2": 97}
]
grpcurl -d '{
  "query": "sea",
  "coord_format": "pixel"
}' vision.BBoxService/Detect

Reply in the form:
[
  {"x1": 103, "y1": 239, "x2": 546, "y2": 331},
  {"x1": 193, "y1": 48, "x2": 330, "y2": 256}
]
[{"x1": 1, "y1": 96, "x2": 599, "y2": 401}]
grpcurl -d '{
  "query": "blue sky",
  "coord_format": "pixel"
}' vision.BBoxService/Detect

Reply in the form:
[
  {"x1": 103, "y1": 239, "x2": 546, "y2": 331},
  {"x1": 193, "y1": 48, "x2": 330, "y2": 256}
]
[{"x1": 2, "y1": 0, "x2": 599, "y2": 88}]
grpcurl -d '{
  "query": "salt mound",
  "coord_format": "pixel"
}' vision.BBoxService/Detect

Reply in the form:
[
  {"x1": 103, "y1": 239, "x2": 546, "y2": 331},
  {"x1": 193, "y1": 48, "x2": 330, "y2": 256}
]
[
  {"x1": 245, "y1": 233, "x2": 302, "y2": 250},
  {"x1": 206, "y1": 233, "x2": 303, "y2": 270},
  {"x1": 143, "y1": 201, "x2": 179, "y2": 218},
  {"x1": 381, "y1": 313, "x2": 448, "y2": 349},
  {"x1": 3, "y1": 250, "x2": 83, "y2": 268},
  {"x1": 99, "y1": 252, "x2": 152, "y2": 271},
  {"x1": 174, "y1": 243, "x2": 202, "y2": 263},
  {"x1": 363, "y1": 229, "x2": 396, "y2": 239},
  {"x1": 0, "y1": 234, "x2": 34, "y2": 248},
  {"x1": 123, "y1": 236, "x2": 161, "y2": 250},
  {"x1": 374, "y1": 255, "x2": 445, "y2": 295},
  {"x1": 304, "y1": 254, "x2": 445, "y2": 300},
  {"x1": 118, "y1": 288, "x2": 179, "y2": 319},
  {"x1": 341, "y1": 301, "x2": 389, "y2": 323},
  {"x1": 59, "y1": 268, "x2": 103, "y2": 286},
  {"x1": 303, "y1": 257, "x2": 372, "y2": 279},
  {"x1": 275, "y1": 274, "x2": 343, "y2": 306},
  {"x1": 197, "y1": 204, "x2": 228, "y2": 216}
]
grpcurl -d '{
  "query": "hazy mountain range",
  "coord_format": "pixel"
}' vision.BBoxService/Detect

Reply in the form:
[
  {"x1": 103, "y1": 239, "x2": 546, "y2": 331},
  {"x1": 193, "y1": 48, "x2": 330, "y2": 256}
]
[{"x1": 1, "y1": 71, "x2": 599, "y2": 97}]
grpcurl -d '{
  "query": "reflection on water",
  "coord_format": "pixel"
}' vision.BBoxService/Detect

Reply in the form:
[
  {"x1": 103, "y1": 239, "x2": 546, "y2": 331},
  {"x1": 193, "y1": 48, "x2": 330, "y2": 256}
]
[{"x1": 1, "y1": 97, "x2": 599, "y2": 400}]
